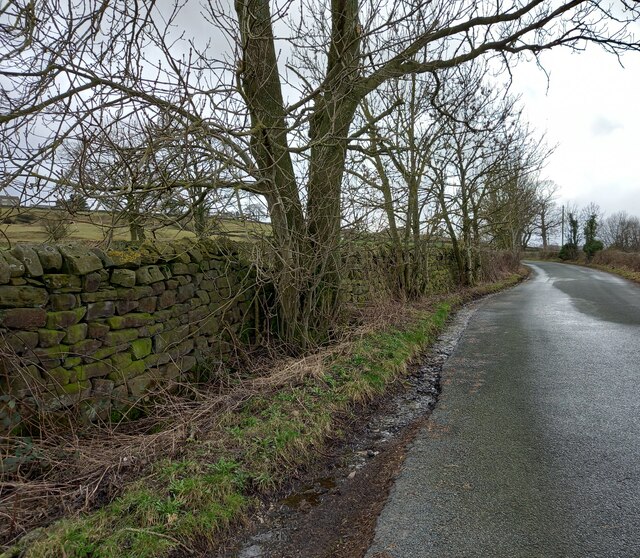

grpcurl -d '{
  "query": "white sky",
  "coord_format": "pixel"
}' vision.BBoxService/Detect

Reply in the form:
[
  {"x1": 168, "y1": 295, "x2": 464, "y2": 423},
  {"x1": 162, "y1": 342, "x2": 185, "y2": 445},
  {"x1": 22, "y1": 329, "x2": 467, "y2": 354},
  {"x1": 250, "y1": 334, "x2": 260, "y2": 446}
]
[{"x1": 510, "y1": 46, "x2": 640, "y2": 218}]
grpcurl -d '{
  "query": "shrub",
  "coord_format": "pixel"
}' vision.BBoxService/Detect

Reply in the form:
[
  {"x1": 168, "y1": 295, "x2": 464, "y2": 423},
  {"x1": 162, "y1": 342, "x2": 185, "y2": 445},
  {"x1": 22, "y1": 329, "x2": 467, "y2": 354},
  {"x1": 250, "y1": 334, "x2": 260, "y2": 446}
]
[{"x1": 559, "y1": 243, "x2": 578, "y2": 260}]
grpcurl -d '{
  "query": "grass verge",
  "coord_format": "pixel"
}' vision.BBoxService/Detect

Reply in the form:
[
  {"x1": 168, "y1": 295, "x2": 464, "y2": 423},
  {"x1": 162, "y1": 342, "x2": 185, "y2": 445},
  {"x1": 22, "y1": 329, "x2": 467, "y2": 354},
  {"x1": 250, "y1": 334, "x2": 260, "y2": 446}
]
[
  {"x1": 2, "y1": 272, "x2": 525, "y2": 558},
  {"x1": 585, "y1": 263, "x2": 640, "y2": 284}
]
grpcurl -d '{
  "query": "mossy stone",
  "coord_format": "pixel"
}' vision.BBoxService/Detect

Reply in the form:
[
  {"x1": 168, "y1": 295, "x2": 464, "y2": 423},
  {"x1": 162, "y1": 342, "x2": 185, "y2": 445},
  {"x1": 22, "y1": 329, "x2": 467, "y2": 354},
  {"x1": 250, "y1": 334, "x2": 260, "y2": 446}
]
[
  {"x1": 58, "y1": 244, "x2": 103, "y2": 275},
  {"x1": 11, "y1": 245, "x2": 43, "y2": 277},
  {"x1": 110, "y1": 268, "x2": 136, "y2": 288},
  {"x1": 130, "y1": 338, "x2": 152, "y2": 360},
  {"x1": 0, "y1": 285, "x2": 48, "y2": 308},
  {"x1": 103, "y1": 328, "x2": 138, "y2": 347},
  {"x1": 64, "y1": 323, "x2": 88, "y2": 344},
  {"x1": 38, "y1": 329, "x2": 67, "y2": 348}
]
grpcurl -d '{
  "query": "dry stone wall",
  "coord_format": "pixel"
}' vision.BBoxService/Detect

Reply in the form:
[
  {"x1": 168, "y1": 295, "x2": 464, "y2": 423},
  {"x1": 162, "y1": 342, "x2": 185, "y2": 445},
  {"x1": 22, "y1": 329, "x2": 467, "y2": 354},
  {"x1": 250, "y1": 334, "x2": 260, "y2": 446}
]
[{"x1": 0, "y1": 240, "x2": 255, "y2": 432}]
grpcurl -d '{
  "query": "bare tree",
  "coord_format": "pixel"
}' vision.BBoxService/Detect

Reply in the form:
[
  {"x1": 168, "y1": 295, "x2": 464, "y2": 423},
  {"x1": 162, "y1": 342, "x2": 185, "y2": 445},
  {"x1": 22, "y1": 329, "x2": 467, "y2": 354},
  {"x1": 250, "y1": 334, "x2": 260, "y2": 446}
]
[
  {"x1": 602, "y1": 211, "x2": 640, "y2": 251},
  {"x1": 2, "y1": 0, "x2": 639, "y2": 347},
  {"x1": 535, "y1": 180, "x2": 563, "y2": 249}
]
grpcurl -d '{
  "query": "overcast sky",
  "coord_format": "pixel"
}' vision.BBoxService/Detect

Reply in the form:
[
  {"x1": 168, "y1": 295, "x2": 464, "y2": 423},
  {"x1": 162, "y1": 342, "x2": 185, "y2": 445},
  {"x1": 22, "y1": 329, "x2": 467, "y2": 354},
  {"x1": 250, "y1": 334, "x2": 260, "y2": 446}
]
[{"x1": 510, "y1": 46, "x2": 640, "y2": 218}]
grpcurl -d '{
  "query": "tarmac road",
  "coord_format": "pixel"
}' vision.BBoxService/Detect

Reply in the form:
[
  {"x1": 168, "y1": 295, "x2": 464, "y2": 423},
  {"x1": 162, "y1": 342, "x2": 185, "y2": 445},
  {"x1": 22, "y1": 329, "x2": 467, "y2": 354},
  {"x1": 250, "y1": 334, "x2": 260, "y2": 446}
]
[{"x1": 366, "y1": 261, "x2": 640, "y2": 558}]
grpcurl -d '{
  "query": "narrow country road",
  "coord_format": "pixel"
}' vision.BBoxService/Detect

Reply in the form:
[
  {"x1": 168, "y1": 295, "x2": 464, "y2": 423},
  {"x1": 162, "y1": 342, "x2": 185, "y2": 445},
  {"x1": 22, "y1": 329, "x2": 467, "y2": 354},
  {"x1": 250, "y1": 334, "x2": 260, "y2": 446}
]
[{"x1": 367, "y1": 261, "x2": 640, "y2": 558}]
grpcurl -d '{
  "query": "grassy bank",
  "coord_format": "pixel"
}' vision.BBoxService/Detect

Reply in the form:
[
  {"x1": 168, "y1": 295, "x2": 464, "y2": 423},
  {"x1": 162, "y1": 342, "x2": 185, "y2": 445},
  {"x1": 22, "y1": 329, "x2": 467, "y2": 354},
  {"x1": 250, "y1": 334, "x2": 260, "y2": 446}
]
[{"x1": 2, "y1": 272, "x2": 525, "y2": 558}]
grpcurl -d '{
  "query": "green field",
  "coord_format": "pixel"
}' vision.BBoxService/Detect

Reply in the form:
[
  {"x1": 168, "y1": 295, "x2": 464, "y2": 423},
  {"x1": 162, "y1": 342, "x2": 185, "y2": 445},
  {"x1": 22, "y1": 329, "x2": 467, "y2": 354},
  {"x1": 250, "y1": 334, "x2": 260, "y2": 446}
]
[{"x1": 0, "y1": 207, "x2": 270, "y2": 245}]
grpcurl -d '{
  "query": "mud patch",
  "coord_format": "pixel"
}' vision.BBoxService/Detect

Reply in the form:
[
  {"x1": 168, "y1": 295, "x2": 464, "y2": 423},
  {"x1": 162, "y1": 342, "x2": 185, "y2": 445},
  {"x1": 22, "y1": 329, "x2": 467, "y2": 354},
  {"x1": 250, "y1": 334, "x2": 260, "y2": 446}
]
[{"x1": 223, "y1": 302, "x2": 480, "y2": 558}]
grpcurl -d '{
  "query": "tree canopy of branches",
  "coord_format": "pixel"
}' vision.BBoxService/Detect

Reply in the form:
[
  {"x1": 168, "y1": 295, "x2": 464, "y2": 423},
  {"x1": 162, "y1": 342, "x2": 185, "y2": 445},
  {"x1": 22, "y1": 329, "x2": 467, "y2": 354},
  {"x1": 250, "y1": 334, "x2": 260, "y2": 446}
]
[{"x1": 2, "y1": 0, "x2": 639, "y2": 348}]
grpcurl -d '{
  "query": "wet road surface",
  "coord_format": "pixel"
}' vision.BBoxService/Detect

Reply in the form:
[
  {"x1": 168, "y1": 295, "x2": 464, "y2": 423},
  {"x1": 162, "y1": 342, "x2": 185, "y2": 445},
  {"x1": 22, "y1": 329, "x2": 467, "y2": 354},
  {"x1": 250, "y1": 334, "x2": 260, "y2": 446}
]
[{"x1": 367, "y1": 262, "x2": 640, "y2": 557}]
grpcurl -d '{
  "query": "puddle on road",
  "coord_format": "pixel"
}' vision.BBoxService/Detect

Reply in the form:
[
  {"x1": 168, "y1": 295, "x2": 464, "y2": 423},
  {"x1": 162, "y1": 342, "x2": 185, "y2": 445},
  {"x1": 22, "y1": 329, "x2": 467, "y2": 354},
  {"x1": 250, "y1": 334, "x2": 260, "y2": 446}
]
[{"x1": 280, "y1": 477, "x2": 337, "y2": 510}]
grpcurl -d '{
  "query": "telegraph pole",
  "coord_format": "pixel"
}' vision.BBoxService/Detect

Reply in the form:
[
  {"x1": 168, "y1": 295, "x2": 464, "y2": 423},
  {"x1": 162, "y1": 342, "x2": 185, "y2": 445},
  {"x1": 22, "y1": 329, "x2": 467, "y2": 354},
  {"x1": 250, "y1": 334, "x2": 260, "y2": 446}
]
[{"x1": 561, "y1": 205, "x2": 565, "y2": 247}]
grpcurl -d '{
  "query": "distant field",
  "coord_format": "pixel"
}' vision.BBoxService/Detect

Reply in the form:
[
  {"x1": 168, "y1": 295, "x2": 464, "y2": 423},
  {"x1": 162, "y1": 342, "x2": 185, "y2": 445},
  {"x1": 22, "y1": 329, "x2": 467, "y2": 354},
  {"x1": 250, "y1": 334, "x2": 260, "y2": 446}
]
[{"x1": 0, "y1": 207, "x2": 271, "y2": 246}]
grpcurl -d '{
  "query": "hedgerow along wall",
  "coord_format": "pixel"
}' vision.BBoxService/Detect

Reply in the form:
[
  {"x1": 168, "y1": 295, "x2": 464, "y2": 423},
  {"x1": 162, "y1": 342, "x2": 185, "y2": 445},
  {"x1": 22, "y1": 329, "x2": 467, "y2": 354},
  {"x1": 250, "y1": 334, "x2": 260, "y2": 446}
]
[{"x1": 0, "y1": 240, "x2": 256, "y2": 434}]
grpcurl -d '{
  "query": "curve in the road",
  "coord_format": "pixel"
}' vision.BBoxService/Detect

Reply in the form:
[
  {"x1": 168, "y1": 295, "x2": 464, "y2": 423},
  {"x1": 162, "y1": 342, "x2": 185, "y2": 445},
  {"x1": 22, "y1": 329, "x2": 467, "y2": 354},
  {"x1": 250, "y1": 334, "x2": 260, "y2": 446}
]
[{"x1": 367, "y1": 261, "x2": 640, "y2": 558}]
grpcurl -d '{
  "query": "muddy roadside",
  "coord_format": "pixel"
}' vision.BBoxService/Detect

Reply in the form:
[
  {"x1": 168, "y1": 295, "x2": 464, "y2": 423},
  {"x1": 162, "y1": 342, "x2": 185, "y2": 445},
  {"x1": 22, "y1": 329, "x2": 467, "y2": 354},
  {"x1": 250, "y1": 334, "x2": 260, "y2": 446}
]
[{"x1": 221, "y1": 302, "x2": 481, "y2": 558}]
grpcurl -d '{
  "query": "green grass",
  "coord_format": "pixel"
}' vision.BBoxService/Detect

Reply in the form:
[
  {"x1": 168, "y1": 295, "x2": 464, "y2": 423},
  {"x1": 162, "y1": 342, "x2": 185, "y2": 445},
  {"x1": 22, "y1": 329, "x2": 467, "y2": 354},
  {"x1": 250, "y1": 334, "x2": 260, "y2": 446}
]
[
  {"x1": 0, "y1": 207, "x2": 270, "y2": 245},
  {"x1": 3, "y1": 272, "x2": 524, "y2": 558}
]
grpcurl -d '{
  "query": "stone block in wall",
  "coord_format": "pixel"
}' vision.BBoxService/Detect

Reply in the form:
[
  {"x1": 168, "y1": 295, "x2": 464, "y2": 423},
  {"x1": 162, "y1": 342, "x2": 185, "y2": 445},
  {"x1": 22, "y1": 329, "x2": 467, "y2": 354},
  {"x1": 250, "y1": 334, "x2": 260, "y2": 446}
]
[
  {"x1": 153, "y1": 325, "x2": 189, "y2": 352},
  {"x1": 139, "y1": 322, "x2": 163, "y2": 337},
  {"x1": 171, "y1": 304, "x2": 190, "y2": 320},
  {"x1": 64, "y1": 323, "x2": 88, "y2": 345},
  {"x1": 160, "y1": 362, "x2": 181, "y2": 380},
  {"x1": 81, "y1": 290, "x2": 118, "y2": 303},
  {"x1": 0, "y1": 255, "x2": 10, "y2": 284},
  {"x1": 41, "y1": 380, "x2": 91, "y2": 410},
  {"x1": 107, "y1": 250, "x2": 142, "y2": 268},
  {"x1": 62, "y1": 356, "x2": 81, "y2": 369},
  {"x1": 2, "y1": 330, "x2": 39, "y2": 353},
  {"x1": 46, "y1": 308, "x2": 86, "y2": 329},
  {"x1": 122, "y1": 359, "x2": 146, "y2": 380},
  {"x1": 115, "y1": 299, "x2": 139, "y2": 315},
  {"x1": 58, "y1": 244, "x2": 103, "y2": 275},
  {"x1": 170, "y1": 262, "x2": 190, "y2": 275},
  {"x1": 150, "y1": 352, "x2": 171, "y2": 366},
  {"x1": 38, "y1": 329, "x2": 66, "y2": 347},
  {"x1": 106, "y1": 312, "x2": 154, "y2": 330},
  {"x1": 74, "y1": 360, "x2": 113, "y2": 381},
  {"x1": 10, "y1": 277, "x2": 27, "y2": 286},
  {"x1": 128, "y1": 372, "x2": 153, "y2": 398},
  {"x1": 87, "y1": 322, "x2": 110, "y2": 339},
  {"x1": 70, "y1": 339, "x2": 102, "y2": 359},
  {"x1": 157, "y1": 290, "x2": 176, "y2": 310},
  {"x1": 181, "y1": 355, "x2": 197, "y2": 372},
  {"x1": 135, "y1": 265, "x2": 165, "y2": 285},
  {"x1": 137, "y1": 297, "x2": 157, "y2": 313},
  {"x1": 90, "y1": 247, "x2": 114, "y2": 269},
  {"x1": 1, "y1": 308, "x2": 47, "y2": 329},
  {"x1": 172, "y1": 247, "x2": 191, "y2": 265},
  {"x1": 130, "y1": 338, "x2": 152, "y2": 360},
  {"x1": 92, "y1": 378, "x2": 114, "y2": 397},
  {"x1": 103, "y1": 328, "x2": 138, "y2": 347},
  {"x1": 11, "y1": 245, "x2": 43, "y2": 277},
  {"x1": 110, "y1": 268, "x2": 136, "y2": 288},
  {"x1": 0, "y1": 285, "x2": 48, "y2": 308},
  {"x1": 168, "y1": 339, "x2": 194, "y2": 360},
  {"x1": 196, "y1": 290, "x2": 210, "y2": 305},
  {"x1": 186, "y1": 246, "x2": 203, "y2": 263},
  {"x1": 30, "y1": 344, "x2": 69, "y2": 369},
  {"x1": 176, "y1": 275, "x2": 191, "y2": 286},
  {"x1": 120, "y1": 286, "x2": 153, "y2": 301},
  {"x1": 188, "y1": 306, "x2": 210, "y2": 324},
  {"x1": 199, "y1": 279, "x2": 215, "y2": 291},
  {"x1": 33, "y1": 245, "x2": 63, "y2": 271},
  {"x1": 91, "y1": 344, "x2": 128, "y2": 361},
  {"x1": 110, "y1": 351, "x2": 132, "y2": 373},
  {"x1": 49, "y1": 293, "x2": 77, "y2": 311},
  {"x1": 44, "y1": 366, "x2": 71, "y2": 386},
  {"x1": 142, "y1": 353, "x2": 161, "y2": 367},
  {"x1": 86, "y1": 301, "x2": 115, "y2": 320},
  {"x1": 165, "y1": 279, "x2": 179, "y2": 290},
  {"x1": 82, "y1": 272, "x2": 102, "y2": 292},
  {"x1": 42, "y1": 274, "x2": 82, "y2": 292},
  {"x1": 2, "y1": 252, "x2": 25, "y2": 277},
  {"x1": 198, "y1": 314, "x2": 220, "y2": 336},
  {"x1": 177, "y1": 284, "x2": 196, "y2": 303},
  {"x1": 151, "y1": 281, "x2": 166, "y2": 295}
]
